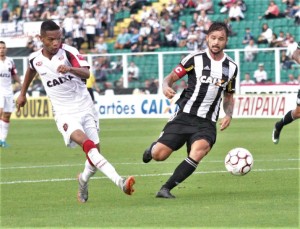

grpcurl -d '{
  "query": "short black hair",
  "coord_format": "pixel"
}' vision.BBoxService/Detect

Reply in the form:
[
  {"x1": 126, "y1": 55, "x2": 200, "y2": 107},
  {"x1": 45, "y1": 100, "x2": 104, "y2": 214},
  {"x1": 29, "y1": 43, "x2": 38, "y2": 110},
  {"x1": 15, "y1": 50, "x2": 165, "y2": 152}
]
[
  {"x1": 40, "y1": 20, "x2": 60, "y2": 34},
  {"x1": 207, "y1": 22, "x2": 229, "y2": 38},
  {"x1": 0, "y1": 41, "x2": 5, "y2": 45}
]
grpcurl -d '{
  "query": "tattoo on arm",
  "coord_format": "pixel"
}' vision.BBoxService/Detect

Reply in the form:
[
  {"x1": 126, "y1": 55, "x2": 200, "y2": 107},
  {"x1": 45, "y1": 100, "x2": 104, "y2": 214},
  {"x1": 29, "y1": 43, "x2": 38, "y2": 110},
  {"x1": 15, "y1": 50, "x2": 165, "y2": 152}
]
[{"x1": 223, "y1": 92, "x2": 234, "y2": 117}]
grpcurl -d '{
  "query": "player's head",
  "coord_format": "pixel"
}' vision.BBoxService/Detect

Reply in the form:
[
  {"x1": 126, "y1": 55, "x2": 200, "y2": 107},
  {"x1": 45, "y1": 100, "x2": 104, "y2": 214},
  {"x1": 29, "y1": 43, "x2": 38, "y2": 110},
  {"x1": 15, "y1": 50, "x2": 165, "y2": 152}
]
[
  {"x1": 40, "y1": 20, "x2": 62, "y2": 55},
  {"x1": 0, "y1": 41, "x2": 7, "y2": 57},
  {"x1": 206, "y1": 22, "x2": 229, "y2": 55}
]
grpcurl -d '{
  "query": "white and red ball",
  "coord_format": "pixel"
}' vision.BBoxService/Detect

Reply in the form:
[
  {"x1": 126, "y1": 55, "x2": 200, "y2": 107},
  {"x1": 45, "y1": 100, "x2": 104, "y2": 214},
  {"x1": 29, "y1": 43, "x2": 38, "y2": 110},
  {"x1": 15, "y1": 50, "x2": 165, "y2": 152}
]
[{"x1": 225, "y1": 148, "x2": 254, "y2": 176}]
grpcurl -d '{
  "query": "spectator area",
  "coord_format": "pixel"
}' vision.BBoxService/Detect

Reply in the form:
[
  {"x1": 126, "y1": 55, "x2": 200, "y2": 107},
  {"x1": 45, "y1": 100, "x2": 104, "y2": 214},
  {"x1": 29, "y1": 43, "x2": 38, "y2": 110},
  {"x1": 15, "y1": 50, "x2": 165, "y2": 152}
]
[
  {"x1": 3, "y1": 0, "x2": 300, "y2": 91},
  {"x1": 106, "y1": 0, "x2": 299, "y2": 87}
]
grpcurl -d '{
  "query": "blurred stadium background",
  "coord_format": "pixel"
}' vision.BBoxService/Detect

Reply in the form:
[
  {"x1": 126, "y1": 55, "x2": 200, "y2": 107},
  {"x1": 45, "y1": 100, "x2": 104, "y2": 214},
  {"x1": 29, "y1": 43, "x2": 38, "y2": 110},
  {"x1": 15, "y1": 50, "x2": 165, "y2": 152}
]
[{"x1": 1, "y1": 0, "x2": 299, "y2": 97}]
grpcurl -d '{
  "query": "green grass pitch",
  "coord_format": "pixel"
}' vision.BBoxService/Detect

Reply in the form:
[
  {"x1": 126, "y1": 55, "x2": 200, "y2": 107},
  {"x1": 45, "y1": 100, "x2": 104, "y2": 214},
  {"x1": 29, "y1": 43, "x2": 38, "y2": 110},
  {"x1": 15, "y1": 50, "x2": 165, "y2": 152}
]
[{"x1": 0, "y1": 118, "x2": 299, "y2": 228}]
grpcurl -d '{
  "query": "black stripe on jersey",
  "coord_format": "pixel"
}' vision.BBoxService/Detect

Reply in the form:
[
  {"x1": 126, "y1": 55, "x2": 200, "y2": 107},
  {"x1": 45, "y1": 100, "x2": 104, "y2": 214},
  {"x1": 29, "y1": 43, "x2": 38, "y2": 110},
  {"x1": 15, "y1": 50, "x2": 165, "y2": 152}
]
[
  {"x1": 190, "y1": 52, "x2": 211, "y2": 114},
  {"x1": 206, "y1": 58, "x2": 231, "y2": 120},
  {"x1": 65, "y1": 49, "x2": 86, "y2": 84},
  {"x1": 206, "y1": 87, "x2": 223, "y2": 121},
  {"x1": 29, "y1": 58, "x2": 36, "y2": 71}
]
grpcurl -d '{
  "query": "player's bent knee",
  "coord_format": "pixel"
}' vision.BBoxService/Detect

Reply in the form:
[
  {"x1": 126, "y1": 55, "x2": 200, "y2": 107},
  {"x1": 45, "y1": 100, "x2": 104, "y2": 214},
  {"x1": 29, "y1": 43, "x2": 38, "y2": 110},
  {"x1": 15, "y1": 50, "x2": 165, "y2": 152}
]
[{"x1": 152, "y1": 149, "x2": 172, "y2": 161}]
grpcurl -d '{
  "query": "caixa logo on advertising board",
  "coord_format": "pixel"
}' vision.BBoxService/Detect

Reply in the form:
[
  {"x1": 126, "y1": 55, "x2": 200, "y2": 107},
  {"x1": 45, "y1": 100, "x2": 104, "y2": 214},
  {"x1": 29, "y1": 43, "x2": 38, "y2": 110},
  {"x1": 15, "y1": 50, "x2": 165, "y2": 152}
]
[
  {"x1": 141, "y1": 98, "x2": 178, "y2": 114},
  {"x1": 95, "y1": 95, "x2": 179, "y2": 118}
]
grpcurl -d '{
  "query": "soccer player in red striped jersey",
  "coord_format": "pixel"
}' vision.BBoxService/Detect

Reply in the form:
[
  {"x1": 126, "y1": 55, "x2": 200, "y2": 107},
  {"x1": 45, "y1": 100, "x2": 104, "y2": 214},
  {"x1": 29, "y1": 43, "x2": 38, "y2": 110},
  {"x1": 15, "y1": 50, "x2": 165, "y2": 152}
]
[
  {"x1": 143, "y1": 21, "x2": 238, "y2": 198},
  {"x1": 16, "y1": 20, "x2": 135, "y2": 202}
]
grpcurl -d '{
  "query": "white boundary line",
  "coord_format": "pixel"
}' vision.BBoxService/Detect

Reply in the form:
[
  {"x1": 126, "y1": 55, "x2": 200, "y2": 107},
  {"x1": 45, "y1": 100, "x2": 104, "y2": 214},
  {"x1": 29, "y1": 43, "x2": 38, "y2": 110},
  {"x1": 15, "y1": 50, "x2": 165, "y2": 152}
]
[
  {"x1": 0, "y1": 158, "x2": 299, "y2": 170},
  {"x1": 1, "y1": 167, "x2": 299, "y2": 185}
]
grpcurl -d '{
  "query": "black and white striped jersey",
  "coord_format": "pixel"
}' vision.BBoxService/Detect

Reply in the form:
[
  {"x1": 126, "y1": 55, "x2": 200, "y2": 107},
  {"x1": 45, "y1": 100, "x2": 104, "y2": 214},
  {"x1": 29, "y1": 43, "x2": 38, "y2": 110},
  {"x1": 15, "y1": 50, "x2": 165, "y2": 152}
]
[{"x1": 173, "y1": 48, "x2": 238, "y2": 122}]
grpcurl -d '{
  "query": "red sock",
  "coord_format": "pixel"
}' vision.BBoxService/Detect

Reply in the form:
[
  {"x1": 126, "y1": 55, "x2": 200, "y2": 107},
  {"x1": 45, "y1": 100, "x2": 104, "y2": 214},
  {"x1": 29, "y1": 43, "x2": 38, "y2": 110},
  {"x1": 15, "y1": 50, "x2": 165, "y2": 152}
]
[{"x1": 82, "y1": 139, "x2": 96, "y2": 166}]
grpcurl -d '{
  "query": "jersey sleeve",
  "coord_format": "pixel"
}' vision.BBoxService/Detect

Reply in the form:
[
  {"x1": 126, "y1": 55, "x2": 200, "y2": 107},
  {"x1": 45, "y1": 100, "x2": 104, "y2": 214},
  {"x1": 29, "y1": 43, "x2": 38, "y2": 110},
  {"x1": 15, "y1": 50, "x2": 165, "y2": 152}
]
[
  {"x1": 63, "y1": 44, "x2": 90, "y2": 68},
  {"x1": 226, "y1": 63, "x2": 238, "y2": 93},
  {"x1": 172, "y1": 53, "x2": 195, "y2": 78},
  {"x1": 10, "y1": 58, "x2": 18, "y2": 75}
]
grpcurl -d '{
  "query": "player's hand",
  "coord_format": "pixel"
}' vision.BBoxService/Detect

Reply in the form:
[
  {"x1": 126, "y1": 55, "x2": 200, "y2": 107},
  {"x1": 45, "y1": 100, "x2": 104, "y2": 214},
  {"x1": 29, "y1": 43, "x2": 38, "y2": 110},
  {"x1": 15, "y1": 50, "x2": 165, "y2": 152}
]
[
  {"x1": 219, "y1": 115, "x2": 232, "y2": 131},
  {"x1": 57, "y1": 65, "x2": 71, "y2": 74},
  {"x1": 163, "y1": 87, "x2": 176, "y2": 99},
  {"x1": 16, "y1": 95, "x2": 27, "y2": 114}
]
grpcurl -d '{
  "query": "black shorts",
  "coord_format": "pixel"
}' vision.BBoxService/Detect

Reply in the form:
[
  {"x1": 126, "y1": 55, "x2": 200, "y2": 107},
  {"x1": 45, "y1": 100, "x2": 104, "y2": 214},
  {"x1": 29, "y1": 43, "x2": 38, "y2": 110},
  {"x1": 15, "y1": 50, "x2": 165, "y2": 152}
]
[{"x1": 157, "y1": 111, "x2": 217, "y2": 154}]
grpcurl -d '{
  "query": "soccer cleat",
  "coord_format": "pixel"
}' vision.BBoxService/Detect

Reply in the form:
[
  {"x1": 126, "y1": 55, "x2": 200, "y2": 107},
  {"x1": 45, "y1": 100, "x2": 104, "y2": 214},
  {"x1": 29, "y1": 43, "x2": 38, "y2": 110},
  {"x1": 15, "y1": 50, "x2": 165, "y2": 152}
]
[
  {"x1": 156, "y1": 187, "x2": 175, "y2": 199},
  {"x1": 143, "y1": 142, "x2": 156, "y2": 163},
  {"x1": 0, "y1": 141, "x2": 9, "y2": 148},
  {"x1": 77, "y1": 173, "x2": 88, "y2": 203},
  {"x1": 272, "y1": 126, "x2": 281, "y2": 144},
  {"x1": 142, "y1": 148, "x2": 152, "y2": 163},
  {"x1": 122, "y1": 176, "x2": 135, "y2": 195}
]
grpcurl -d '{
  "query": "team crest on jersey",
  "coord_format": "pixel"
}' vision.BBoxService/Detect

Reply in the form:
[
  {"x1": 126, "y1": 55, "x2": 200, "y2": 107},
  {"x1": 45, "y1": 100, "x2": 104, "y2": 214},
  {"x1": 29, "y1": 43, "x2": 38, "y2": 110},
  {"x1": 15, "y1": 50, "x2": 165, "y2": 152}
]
[
  {"x1": 63, "y1": 123, "x2": 68, "y2": 132},
  {"x1": 59, "y1": 55, "x2": 64, "y2": 60},
  {"x1": 36, "y1": 61, "x2": 42, "y2": 66}
]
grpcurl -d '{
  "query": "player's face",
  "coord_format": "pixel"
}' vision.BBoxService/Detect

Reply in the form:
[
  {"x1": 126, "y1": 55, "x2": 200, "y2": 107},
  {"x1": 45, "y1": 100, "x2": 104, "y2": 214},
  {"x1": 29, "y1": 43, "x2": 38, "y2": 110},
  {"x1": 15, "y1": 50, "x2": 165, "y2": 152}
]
[
  {"x1": 206, "y1": 29, "x2": 228, "y2": 55},
  {"x1": 40, "y1": 29, "x2": 62, "y2": 56},
  {"x1": 0, "y1": 43, "x2": 7, "y2": 57}
]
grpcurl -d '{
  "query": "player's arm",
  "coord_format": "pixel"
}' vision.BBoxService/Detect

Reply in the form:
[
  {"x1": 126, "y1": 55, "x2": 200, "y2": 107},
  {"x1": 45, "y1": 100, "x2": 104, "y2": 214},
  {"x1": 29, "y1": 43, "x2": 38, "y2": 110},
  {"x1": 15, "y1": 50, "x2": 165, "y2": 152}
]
[
  {"x1": 57, "y1": 65, "x2": 90, "y2": 79},
  {"x1": 223, "y1": 91, "x2": 234, "y2": 118},
  {"x1": 12, "y1": 73, "x2": 22, "y2": 85},
  {"x1": 16, "y1": 68, "x2": 37, "y2": 111},
  {"x1": 162, "y1": 71, "x2": 180, "y2": 99},
  {"x1": 220, "y1": 91, "x2": 234, "y2": 131},
  {"x1": 291, "y1": 43, "x2": 300, "y2": 64}
]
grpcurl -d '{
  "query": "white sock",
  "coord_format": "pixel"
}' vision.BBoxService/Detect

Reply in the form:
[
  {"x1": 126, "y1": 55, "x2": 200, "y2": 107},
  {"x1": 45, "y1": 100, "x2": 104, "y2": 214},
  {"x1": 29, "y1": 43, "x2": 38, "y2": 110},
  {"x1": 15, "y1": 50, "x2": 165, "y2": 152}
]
[
  {"x1": 0, "y1": 120, "x2": 9, "y2": 141},
  {"x1": 81, "y1": 160, "x2": 97, "y2": 183},
  {"x1": 87, "y1": 148, "x2": 123, "y2": 189}
]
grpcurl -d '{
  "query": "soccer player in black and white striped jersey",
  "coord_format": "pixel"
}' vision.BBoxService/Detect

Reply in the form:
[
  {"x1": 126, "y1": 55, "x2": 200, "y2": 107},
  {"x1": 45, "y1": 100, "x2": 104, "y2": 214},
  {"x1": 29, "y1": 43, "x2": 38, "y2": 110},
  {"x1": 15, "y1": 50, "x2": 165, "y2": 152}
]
[{"x1": 143, "y1": 22, "x2": 238, "y2": 198}]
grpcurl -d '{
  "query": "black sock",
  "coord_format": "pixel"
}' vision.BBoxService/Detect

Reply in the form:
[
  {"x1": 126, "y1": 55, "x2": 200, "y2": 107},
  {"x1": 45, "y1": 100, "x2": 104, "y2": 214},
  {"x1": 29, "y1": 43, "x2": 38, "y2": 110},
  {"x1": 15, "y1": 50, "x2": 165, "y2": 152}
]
[
  {"x1": 163, "y1": 157, "x2": 198, "y2": 190},
  {"x1": 276, "y1": 110, "x2": 294, "y2": 131}
]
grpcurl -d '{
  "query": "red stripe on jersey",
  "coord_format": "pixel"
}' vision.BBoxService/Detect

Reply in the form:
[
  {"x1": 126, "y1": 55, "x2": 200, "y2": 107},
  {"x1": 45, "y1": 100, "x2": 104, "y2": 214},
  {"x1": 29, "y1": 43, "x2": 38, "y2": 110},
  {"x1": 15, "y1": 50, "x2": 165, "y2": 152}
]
[
  {"x1": 11, "y1": 64, "x2": 18, "y2": 75},
  {"x1": 66, "y1": 50, "x2": 81, "y2": 68},
  {"x1": 173, "y1": 64, "x2": 186, "y2": 78}
]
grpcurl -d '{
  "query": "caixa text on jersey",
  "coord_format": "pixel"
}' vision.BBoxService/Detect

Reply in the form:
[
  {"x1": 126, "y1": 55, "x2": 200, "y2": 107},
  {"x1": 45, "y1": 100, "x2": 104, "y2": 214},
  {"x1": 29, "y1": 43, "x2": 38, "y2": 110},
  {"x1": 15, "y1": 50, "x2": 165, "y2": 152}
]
[{"x1": 46, "y1": 75, "x2": 74, "y2": 87}]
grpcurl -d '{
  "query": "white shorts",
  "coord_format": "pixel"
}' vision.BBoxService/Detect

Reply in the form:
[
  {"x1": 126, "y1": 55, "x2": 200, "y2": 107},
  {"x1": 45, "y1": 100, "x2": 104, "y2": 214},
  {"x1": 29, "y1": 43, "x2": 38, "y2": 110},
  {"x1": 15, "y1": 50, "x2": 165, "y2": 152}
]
[
  {"x1": 0, "y1": 95, "x2": 15, "y2": 113},
  {"x1": 55, "y1": 107, "x2": 100, "y2": 148}
]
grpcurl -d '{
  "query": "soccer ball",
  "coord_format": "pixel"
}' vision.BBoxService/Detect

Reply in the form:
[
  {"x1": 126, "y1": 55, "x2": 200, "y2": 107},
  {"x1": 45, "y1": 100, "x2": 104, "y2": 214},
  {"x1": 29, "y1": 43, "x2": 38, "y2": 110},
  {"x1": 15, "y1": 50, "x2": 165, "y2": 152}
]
[{"x1": 224, "y1": 147, "x2": 254, "y2": 176}]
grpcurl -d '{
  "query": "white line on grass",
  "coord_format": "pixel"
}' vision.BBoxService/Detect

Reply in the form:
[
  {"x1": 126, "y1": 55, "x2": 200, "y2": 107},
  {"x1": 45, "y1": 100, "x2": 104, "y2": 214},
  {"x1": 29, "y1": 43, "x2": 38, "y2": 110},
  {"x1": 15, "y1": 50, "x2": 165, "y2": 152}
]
[
  {"x1": 1, "y1": 167, "x2": 299, "y2": 185},
  {"x1": 0, "y1": 158, "x2": 299, "y2": 170}
]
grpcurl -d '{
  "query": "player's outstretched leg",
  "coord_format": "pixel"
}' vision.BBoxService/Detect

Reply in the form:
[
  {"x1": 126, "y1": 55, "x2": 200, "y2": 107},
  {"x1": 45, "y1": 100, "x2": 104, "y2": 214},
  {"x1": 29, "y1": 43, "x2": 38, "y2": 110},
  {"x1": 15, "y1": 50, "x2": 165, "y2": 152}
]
[
  {"x1": 272, "y1": 121, "x2": 282, "y2": 144},
  {"x1": 272, "y1": 110, "x2": 294, "y2": 144},
  {"x1": 272, "y1": 127, "x2": 281, "y2": 144},
  {"x1": 77, "y1": 173, "x2": 88, "y2": 203},
  {"x1": 122, "y1": 176, "x2": 135, "y2": 195}
]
